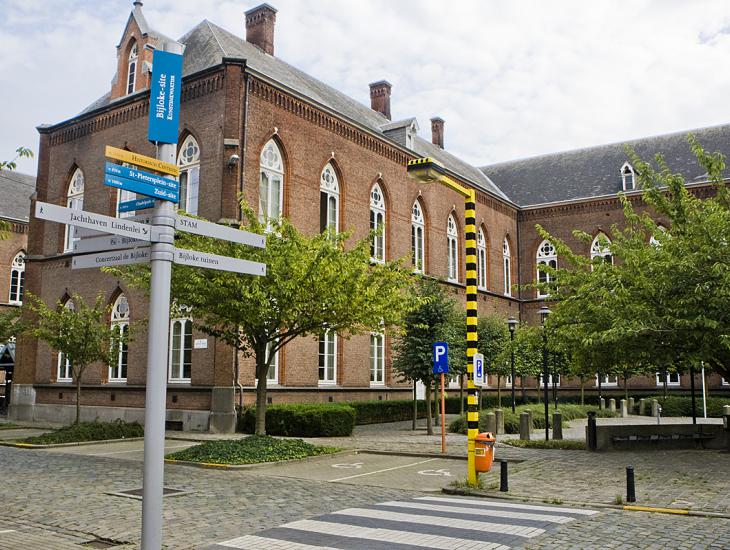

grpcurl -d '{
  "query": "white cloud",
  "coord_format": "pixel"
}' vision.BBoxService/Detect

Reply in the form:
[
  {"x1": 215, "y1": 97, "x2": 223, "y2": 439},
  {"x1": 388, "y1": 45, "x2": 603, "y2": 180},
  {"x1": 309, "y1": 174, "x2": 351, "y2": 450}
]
[{"x1": 3, "y1": 0, "x2": 730, "y2": 176}]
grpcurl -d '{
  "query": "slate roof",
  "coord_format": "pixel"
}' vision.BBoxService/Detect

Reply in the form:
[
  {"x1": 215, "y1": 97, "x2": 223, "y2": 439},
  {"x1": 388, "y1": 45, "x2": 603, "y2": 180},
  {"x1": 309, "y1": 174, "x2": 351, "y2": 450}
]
[
  {"x1": 77, "y1": 13, "x2": 508, "y2": 201},
  {"x1": 481, "y1": 124, "x2": 730, "y2": 207},
  {"x1": 0, "y1": 170, "x2": 36, "y2": 222}
]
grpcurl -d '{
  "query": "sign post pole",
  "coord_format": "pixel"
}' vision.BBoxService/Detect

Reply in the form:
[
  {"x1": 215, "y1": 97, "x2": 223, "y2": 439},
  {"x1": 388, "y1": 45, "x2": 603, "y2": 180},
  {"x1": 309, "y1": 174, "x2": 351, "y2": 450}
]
[
  {"x1": 440, "y1": 372, "x2": 446, "y2": 454},
  {"x1": 141, "y1": 40, "x2": 183, "y2": 550}
]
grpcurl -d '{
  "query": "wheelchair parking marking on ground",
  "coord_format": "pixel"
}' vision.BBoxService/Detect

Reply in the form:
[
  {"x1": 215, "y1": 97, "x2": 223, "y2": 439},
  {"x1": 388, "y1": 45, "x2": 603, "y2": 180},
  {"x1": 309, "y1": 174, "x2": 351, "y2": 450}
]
[
  {"x1": 329, "y1": 457, "x2": 437, "y2": 482},
  {"x1": 331, "y1": 462, "x2": 364, "y2": 469},
  {"x1": 418, "y1": 468, "x2": 452, "y2": 476}
]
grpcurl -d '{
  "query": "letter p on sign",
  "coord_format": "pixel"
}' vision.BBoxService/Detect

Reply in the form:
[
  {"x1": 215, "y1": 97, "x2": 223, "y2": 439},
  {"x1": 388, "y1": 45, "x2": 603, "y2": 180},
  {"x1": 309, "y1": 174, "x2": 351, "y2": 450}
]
[{"x1": 433, "y1": 342, "x2": 449, "y2": 374}]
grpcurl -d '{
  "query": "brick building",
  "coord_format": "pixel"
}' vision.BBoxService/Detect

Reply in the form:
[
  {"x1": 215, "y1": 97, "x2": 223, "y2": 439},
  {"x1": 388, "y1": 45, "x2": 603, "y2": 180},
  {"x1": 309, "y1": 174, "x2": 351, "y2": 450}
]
[
  {"x1": 0, "y1": 170, "x2": 35, "y2": 409},
  {"x1": 10, "y1": 2, "x2": 727, "y2": 430}
]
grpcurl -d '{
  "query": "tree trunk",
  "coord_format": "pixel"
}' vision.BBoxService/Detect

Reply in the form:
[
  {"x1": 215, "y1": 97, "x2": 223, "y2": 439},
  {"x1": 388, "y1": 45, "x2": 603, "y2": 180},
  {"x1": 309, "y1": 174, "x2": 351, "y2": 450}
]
[
  {"x1": 425, "y1": 383, "x2": 433, "y2": 435},
  {"x1": 74, "y1": 367, "x2": 82, "y2": 425},
  {"x1": 255, "y1": 349, "x2": 269, "y2": 435},
  {"x1": 497, "y1": 374, "x2": 502, "y2": 409},
  {"x1": 412, "y1": 380, "x2": 417, "y2": 431},
  {"x1": 459, "y1": 374, "x2": 464, "y2": 414},
  {"x1": 580, "y1": 377, "x2": 585, "y2": 406},
  {"x1": 624, "y1": 373, "x2": 629, "y2": 402},
  {"x1": 663, "y1": 368, "x2": 668, "y2": 398}
]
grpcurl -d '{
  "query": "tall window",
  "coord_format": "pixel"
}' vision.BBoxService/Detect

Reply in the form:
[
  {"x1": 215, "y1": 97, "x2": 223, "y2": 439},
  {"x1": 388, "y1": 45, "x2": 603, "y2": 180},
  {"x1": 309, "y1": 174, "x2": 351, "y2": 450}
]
[
  {"x1": 591, "y1": 233, "x2": 613, "y2": 264},
  {"x1": 536, "y1": 240, "x2": 557, "y2": 298},
  {"x1": 127, "y1": 41, "x2": 138, "y2": 95},
  {"x1": 621, "y1": 162, "x2": 635, "y2": 191},
  {"x1": 9, "y1": 252, "x2": 25, "y2": 305},
  {"x1": 539, "y1": 373, "x2": 560, "y2": 387},
  {"x1": 370, "y1": 333, "x2": 385, "y2": 385},
  {"x1": 169, "y1": 318, "x2": 192, "y2": 382},
  {"x1": 64, "y1": 168, "x2": 84, "y2": 252},
  {"x1": 57, "y1": 300, "x2": 74, "y2": 382},
  {"x1": 656, "y1": 372, "x2": 680, "y2": 386},
  {"x1": 477, "y1": 227, "x2": 487, "y2": 290},
  {"x1": 318, "y1": 330, "x2": 337, "y2": 385},
  {"x1": 259, "y1": 140, "x2": 284, "y2": 226},
  {"x1": 411, "y1": 200, "x2": 425, "y2": 272},
  {"x1": 596, "y1": 374, "x2": 618, "y2": 387},
  {"x1": 370, "y1": 183, "x2": 386, "y2": 262},
  {"x1": 320, "y1": 163, "x2": 339, "y2": 233},
  {"x1": 447, "y1": 214, "x2": 459, "y2": 282},
  {"x1": 503, "y1": 238, "x2": 512, "y2": 296},
  {"x1": 177, "y1": 136, "x2": 200, "y2": 215},
  {"x1": 265, "y1": 341, "x2": 279, "y2": 384},
  {"x1": 109, "y1": 295, "x2": 129, "y2": 382}
]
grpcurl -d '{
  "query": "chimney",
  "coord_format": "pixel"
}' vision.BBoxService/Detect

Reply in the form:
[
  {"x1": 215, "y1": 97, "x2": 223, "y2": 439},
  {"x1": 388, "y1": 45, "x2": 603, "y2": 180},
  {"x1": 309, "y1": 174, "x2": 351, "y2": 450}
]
[
  {"x1": 431, "y1": 117, "x2": 445, "y2": 149},
  {"x1": 245, "y1": 4, "x2": 277, "y2": 56},
  {"x1": 369, "y1": 80, "x2": 392, "y2": 120}
]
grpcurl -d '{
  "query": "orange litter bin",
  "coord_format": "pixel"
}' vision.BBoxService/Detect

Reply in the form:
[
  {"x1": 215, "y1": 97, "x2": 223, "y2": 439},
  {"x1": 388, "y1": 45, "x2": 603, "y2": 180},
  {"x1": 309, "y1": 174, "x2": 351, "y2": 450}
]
[{"x1": 475, "y1": 432, "x2": 496, "y2": 472}]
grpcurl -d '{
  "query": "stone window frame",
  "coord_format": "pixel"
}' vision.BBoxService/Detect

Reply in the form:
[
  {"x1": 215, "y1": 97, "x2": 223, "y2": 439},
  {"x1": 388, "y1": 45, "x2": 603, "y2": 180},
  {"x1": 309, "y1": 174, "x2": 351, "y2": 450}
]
[
  {"x1": 655, "y1": 372, "x2": 681, "y2": 387},
  {"x1": 477, "y1": 227, "x2": 488, "y2": 290},
  {"x1": 411, "y1": 199, "x2": 425, "y2": 273},
  {"x1": 64, "y1": 168, "x2": 84, "y2": 252},
  {"x1": 369, "y1": 183, "x2": 386, "y2": 263},
  {"x1": 536, "y1": 239, "x2": 557, "y2": 298},
  {"x1": 259, "y1": 139, "x2": 284, "y2": 228},
  {"x1": 56, "y1": 299, "x2": 75, "y2": 382},
  {"x1": 127, "y1": 41, "x2": 138, "y2": 96},
  {"x1": 168, "y1": 316, "x2": 193, "y2": 383},
  {"x1": 446, "y1": 214, "x2": 459, "y2": 283},
  {"x1": 177, "y1": 135, "x2": 201, "y2": 216},
  {"x1": 369, "y1": 332, "x2": 385, "y2": 386},
  {"x1": 621, "y1": 162, "x2": 635, "y2": 191},
  {"x1": 318, "y1": 330, "x2": 337, "y2": 385},
  {"x1": 320, "y1": 163, "x2": 340, "y2": 234},
  {"x1": 8, "y1": 251, "x2": 25, "y2": 305},
  {"x1": 109, "y1": 294, "x2": 129, "y2": 383},
  {"x1": 503, "y1": 237, "x2": 512, "y2": 297}
]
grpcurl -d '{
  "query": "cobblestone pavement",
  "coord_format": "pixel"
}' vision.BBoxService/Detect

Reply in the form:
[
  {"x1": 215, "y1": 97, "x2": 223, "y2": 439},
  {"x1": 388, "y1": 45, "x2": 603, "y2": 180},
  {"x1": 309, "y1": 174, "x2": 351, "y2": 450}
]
[{"x1": 207, "y1": 495, "x2": 599, "y2": 549}]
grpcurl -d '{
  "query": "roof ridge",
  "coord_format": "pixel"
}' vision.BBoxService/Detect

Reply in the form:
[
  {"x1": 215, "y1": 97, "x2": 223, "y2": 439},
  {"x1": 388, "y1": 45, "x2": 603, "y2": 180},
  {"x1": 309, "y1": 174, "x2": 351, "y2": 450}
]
[{"x1": 203, "y1": 19, "x2": 228, "y2": 57}]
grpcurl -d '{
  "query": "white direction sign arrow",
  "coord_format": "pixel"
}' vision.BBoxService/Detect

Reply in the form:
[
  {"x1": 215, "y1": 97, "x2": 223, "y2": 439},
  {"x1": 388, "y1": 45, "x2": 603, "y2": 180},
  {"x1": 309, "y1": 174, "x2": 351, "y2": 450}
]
[
  {"x1": 36, "y1": 201, "x2": 151, "y2": 241},
  {"x1": 173, "y1": 248, "x2": 266, "y2": 276},
  {"x1": 72, "y1": 246, "x2": 151, "y2": 269},
  {"x1": 75, "y1": 213, "x2": 154, "y2": 239},
  {"x1": 176, "y1": 215, "x2": 265, "y2": 248},
  {"x1": 74, "y1": 234, "x2": 148, "y2": 254}
]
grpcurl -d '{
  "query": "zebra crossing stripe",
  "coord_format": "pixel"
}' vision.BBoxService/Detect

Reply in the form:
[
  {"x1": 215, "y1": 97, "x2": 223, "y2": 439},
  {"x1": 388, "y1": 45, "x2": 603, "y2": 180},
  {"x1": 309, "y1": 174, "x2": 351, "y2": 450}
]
[
  {"x1": 329, "y1": 507, "x2": 545, "y2": 538},
  {"x1": 280, "y1": 519, "x2": 510, "y2": 550},
  {"x1": 213, "y1": 534, "x2": 339, "y2": 549},
  {"x1": 379, "y1": 500, "x2": 576, "y2": 523},
  {"x1": 417, "y1": 496, "x2": 600, "y2": 516}
]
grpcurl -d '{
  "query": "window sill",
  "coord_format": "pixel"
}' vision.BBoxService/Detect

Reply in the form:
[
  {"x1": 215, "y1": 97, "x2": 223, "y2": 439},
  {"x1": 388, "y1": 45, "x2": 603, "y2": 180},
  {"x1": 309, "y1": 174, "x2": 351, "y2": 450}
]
[{"x1": 168, "y1": 379, "x2": 192, "y2": 384}]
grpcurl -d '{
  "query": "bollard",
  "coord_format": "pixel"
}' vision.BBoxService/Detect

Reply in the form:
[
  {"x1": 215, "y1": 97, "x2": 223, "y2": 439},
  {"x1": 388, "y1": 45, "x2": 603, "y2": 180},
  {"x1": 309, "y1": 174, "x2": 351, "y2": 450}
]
[
  {"x1": 495, "y1": 409, "x2": 505, "y2": 435},
  {"x1": 485, "y1": 412, "x2": 497, "y2": 434},
  {"x1": 724, "y1": 405, "x2": 730, "y2": 417},
  {"x1": 609, "y1": 398, "x2": 616, "y2": 414},
  {"x1": 599, "y1": 397, "x2": 605, "y2": 410},
  {"x1": 500, "y1": 460, "x2": 508, "y2": 492},
  {"x1": 552, "y1": 411, "x2": 563, "y2": 440},
  {"x1": 639, "y1": 398, "x2": 647, "y2": 416},
  {"x1": 626, "y1": 466, "x2": 636, "y2": 503},
  {"x1": 651, "y1": 399, "x2": 659, "y2": 418},
  {"x1": 628, "y1": 397, "x2": 635, "y2": 413},
  {"x1": 620, "y1": 399, "x2": 628, "y2": 418},
  {"x1": 519, "y1": 411, "x2": 531, "y2": 441},
  {"x1": 587, "y1": 411, "x2": 597, "y2": 451}
]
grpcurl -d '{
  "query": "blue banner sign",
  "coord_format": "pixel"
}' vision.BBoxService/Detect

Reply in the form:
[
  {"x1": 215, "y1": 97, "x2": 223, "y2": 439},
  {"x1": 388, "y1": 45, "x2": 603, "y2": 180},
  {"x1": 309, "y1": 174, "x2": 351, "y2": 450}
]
[
  {"x1": 148, "y1": 49, "x2": 183, "y2": 144},
  {"x1": 105, "y1": 162, "x2": 178, "y2": 191},
  {"x1": 105, "y1": 173, "x2": 179, "y2": 203},
  {"x1": 432, "y1": 342, "x2": 449, "y2": 375},
  {"x1": 118, "y1": 197, "x2": 156, "y2": 213}
]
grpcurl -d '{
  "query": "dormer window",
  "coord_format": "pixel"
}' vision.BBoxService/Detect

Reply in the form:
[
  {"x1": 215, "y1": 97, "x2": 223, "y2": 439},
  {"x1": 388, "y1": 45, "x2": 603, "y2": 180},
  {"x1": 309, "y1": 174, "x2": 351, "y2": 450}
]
[
  {"x1": 405, "y1": 121, "x2": 418, "y2": 149},
  {"x1": 621, "y1": 162, "x2": 635, "y2": 191},
  {"x1": 127, "y1": 41, "x2": 138, "y2": 95}
]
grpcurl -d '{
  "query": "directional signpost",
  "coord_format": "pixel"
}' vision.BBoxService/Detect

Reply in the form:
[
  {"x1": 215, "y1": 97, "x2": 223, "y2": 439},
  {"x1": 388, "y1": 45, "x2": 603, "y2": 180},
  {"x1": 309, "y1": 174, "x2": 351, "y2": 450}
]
[
  {"x1": 433, "y1": 342, "x2": 449, "y2": 454},
  {"x1": 32, "y1": 42, "x2": 267, "y2": 550}
]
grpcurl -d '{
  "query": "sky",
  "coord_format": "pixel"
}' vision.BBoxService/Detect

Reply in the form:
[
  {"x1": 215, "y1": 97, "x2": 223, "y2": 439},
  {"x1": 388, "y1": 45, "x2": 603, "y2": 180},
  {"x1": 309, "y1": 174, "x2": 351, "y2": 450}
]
[{"x1": 4, "y1": 0, "x2": 730, "y2": 176}]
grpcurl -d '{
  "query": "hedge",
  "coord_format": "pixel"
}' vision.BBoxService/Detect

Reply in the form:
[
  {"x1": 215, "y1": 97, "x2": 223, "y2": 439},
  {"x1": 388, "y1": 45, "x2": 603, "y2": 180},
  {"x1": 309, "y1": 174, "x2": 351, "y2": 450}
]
[
  {"x1": 237, "y1": 404, "x2": 356, "y2": 437},
  {"x1": 344, "y1": 399, "x2": 427, "y2": 424},
  {"x1": 638, "y1": 396, "x2": 730, "y2": 418},
  {"x1": 23, "y1": 420, "x2": 143, "y2": 444}
]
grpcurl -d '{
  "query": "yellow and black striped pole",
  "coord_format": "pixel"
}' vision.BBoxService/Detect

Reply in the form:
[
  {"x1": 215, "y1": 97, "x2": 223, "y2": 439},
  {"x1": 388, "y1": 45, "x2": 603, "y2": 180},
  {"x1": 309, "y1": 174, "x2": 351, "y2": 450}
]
[{"x1": 406, "y1": 157, "x2": 480, "y2": 485}]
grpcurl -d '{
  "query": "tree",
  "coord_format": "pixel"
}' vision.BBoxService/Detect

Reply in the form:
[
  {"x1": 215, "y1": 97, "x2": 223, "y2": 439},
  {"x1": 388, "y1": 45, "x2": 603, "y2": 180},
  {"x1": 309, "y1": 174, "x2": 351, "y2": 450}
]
[
  {"x1": 26, "y1": 293, "x2": 124, "y2": 424},
  {"x1": 392, "y1": 278, "x2": 458, "y2": 435},
  {"x1": 0, "y1": 308, "x2": 22, "y2": 345},
  {"x1": 111, "y1": 205, "x2": 417, "y2": 435},
  {"x1": 476, "y1": 315, "x2": 508, "y2": 408},
  {"x1": 537, "y1": 136, "x2": 730, "y2": 382},
  {"x1": 496, "y1": 324, "x2": 547, "y2": 403}
]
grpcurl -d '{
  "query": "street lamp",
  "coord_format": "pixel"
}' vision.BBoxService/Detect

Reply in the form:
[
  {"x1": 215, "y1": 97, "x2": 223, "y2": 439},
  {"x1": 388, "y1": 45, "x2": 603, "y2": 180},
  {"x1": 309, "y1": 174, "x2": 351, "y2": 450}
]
[
  {"x1": 539, "y1": 305, "x2": 551, "y2": 441},
  {"x1": 507, "y1": 316, "x2": 518, "y2": 413},
  {"x1": 407, "y1": 157, "x2": 479, "y2": 486}
]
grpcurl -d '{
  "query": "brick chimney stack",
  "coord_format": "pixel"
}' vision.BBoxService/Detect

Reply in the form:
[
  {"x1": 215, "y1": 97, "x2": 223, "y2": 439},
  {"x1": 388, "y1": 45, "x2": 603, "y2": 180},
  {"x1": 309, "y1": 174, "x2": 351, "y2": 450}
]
[
  {"x1": 245, "y1": 3, "x2": 277, "y2": 56},
  {"x1": 431, "y1": 117, "x2": 445, "y2": 149},
  {"x1": 369, "y1": 80, "x2": 392, "y2": 120}
]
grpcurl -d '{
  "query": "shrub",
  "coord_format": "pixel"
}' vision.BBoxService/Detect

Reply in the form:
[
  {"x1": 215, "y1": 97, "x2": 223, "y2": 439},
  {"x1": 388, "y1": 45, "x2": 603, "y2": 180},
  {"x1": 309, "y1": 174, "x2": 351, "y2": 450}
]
[
  {"x1": 23, "y1": 420, "x2": 143, "y2": 445},
  {"x1": 237, "y1": 404, "x2": 356, "y2": 437},
  {"x1": 345, "y1": 399, "x2": 427, "y2": 424},
  {"x1": 647, "y1": 396, "x2": 730, "y2": 418},
  {"x1": 167, "y1": 435, "x2": 338, "y2": 465},
  {"x1": 502, "y1": 438, "x2": 586, "y2": 450}
]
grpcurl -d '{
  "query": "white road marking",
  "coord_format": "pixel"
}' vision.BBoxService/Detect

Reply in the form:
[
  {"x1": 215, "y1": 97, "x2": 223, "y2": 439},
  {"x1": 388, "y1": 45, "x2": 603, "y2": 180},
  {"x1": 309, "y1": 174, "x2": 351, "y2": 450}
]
[
  {"x1": 418, "y1": 496, "x2": 600, "y2": 515},
  {"x1": 329, "y1": 458, "x2": 437, "y2": 482},
  {"x1": 0, "y1": 530, "x2": 16, "y2": 534},
  {"x1": 379, "y1": 500, "x2": 575, "y2": 523},
  {"x1": 90, "y1": 444, "x2": 193, "y2": 456},
  {"x1": 217, "y1": 535, "x2": 339, "y2": 549},
  {"x1": 418, "y1": 468, "x2": 452, "y2": 476},
  {"x1": 331, "y1": 462, "x2": 364, "y2": 469},
  {"x1": 282, "y1": 519, "x2": 510, "y2": 550},
  {"x1": 330, "y1": 507, "x2": 546, "y2": 538}
]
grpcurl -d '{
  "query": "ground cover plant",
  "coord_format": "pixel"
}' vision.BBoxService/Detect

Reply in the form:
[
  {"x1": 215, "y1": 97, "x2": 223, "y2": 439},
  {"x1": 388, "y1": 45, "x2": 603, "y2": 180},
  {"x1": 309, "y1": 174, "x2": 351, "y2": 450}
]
[
  {"x1": 167, "y1": 435, "x2": 338, "y2": 465},
  {"x1": 22, "y1": 420, "x2": 143, "y2": 444},
  {"x1": 502, "y1": 438, "x2": 586, "y2": 450}
]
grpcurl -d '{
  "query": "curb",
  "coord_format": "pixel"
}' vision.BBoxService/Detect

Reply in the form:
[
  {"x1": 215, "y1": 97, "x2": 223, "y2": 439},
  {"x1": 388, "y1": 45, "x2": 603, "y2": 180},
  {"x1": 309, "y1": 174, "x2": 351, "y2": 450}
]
[
  {"x1": 0, "y1": 436, "x2": 145, "y2": 449},
  {"x1": 357, "y1": 449, "x2": 522, "y2": 463},
  {"x1": 442, "y1": 488, "x2": 730, "y2": 518}
]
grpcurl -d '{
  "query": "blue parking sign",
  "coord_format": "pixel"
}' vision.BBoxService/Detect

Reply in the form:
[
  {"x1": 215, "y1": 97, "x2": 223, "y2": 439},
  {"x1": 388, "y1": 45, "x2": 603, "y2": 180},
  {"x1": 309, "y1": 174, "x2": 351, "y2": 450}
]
[{"x1": 433, "y1": 342, "x2": 449, "y2": 374}]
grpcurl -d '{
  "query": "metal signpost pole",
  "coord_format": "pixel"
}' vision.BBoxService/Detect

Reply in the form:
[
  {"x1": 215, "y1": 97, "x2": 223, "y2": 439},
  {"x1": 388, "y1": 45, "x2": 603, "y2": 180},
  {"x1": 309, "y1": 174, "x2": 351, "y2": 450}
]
[
  {"x1": 440, "y1": 372, "x2": 446, "y2": 454},
  {"x1": 141, "y1": 40, "x2": 183, "y2": 550}
]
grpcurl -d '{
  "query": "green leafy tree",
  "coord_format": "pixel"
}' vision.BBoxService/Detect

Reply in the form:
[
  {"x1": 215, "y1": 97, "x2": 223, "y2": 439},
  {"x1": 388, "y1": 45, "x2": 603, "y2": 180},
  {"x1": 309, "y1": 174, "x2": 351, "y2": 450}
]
[
  {"x1": 0, "y1": 308, "x2": 22, "y2": 344},
  {"x1": 496, "y1": 324, "x2": 547, "y2": 403},
  {"x1": 537, "y1": 136, "x2": 730, "y2": 382},
  {"x1": 392, "y1": 278, "x2": 458, "y2": 435},
  {"x1": 111, "y1": 205, "x2": 417, "y2": 435},
  {"x1": 26, "y1": 293, "x2": 124, "y2": 424},
  {"x1": 477, "y1": 315, "x2": 509, "y2": 408}
]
